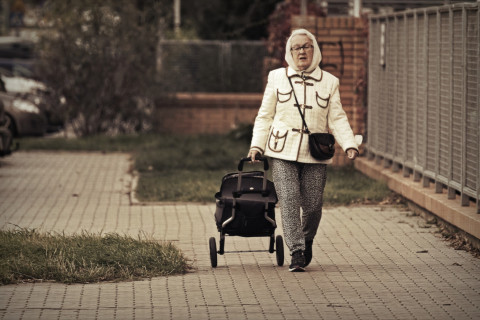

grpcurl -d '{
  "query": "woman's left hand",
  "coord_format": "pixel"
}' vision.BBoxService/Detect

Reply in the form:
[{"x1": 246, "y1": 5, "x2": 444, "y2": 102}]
[{"x1": 347, "y1": 149, "x2": 359, "y2": 160}]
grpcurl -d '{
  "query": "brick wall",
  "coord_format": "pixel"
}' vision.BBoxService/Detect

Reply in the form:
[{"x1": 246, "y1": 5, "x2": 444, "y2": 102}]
[
  {"x1": 153, "y1": 93, "x2": 262, "y2": 134},
  {"x1": 153, "y1": 16, "x2": 367, "y2": 166},
  {"x1": 291, "y1": 15, "x2": 367, "y2": 135},
  {"x1": 290, "y1": 15, "x2": 368, "y2": 165}
]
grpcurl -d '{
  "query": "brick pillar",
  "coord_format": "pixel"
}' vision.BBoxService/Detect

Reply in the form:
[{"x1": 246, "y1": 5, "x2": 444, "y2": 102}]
[{"x1": 291, "y1": 15, "x2": 367, "y2": 165}]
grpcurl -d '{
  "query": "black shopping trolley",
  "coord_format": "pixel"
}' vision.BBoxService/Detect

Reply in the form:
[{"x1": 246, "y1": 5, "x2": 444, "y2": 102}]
[{"x1": 209, "y1": 157, "x2": 284, "y2": 267}]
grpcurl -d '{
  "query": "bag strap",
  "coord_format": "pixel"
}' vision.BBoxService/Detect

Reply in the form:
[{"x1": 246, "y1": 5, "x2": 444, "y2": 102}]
[
  {"x1": 288, "y1": 75, "x2": 311, "y2": 135},
  {"x1": 288, "y1": 72, "x2": 332, "y2": 135}
]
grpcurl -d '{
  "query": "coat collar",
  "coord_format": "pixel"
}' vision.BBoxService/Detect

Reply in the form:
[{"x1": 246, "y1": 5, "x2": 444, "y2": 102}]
[{"x1": 286, "y1": 67, "x2": 323, "y2": 82}]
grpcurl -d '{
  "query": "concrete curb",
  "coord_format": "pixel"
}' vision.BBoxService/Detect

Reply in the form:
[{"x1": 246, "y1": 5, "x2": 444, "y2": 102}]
[{"x1": 355, "y1": 157, "x2": 480, "y2": 241}]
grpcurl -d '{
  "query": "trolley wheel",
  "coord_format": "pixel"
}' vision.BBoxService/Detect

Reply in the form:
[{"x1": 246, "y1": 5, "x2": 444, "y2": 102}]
[
  {"x1": 209, "y1": 237, "x2": 217, "y2": 268},
  {"x1": 275, "y1": 235, "x2": 284, "y2": 266},
  {"x1": 268, "y1": 235, "x2": 275, "y2": 253},
  {"x1": 219, "y1": 234, "x2": 225, "y2": 255}
]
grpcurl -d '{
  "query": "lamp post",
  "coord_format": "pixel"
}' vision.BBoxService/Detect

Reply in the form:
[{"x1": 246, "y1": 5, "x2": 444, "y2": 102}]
[
  {"x1": 353, "y1": 0, "x2": 362, "y2": 17},
  {"x1": 0, "y1": 0, "x2": 9, "y2": 35},
  {"x1": 301, "y1": 0, "x2": 307, "y2": 16},
  {"x1": 174, "y1": 0, "x2": 180, "y2": 36}
]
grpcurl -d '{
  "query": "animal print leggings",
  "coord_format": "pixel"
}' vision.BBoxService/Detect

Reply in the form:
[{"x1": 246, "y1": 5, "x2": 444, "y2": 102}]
[{"x1": 271, "y1": 158, "x2": 327, "y2": 255}]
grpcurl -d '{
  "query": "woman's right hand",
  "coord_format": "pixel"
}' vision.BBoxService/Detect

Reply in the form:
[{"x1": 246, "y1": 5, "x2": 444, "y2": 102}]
[{"x1": 248, "y1": 149, "x2": 261, "y2": 162}]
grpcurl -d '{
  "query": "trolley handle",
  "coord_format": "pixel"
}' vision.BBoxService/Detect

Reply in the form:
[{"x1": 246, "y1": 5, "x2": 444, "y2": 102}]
[
  {"x1": 238, "y1": 157, "x2": 269, "y2": 171},
  {"x1": 233, "y1": 189, "x2": 271, "y2": 198}
]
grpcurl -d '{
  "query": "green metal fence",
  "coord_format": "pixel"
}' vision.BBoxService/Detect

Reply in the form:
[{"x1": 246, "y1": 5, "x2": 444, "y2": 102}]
[{"x1": 157, "y1": 40, "x2": 267, "y2": 93}]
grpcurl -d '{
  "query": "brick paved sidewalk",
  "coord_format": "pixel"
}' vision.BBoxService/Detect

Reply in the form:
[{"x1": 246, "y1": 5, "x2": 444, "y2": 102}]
[{"x1": 0, "y1": 152, "x2": 479, "y2": 320}]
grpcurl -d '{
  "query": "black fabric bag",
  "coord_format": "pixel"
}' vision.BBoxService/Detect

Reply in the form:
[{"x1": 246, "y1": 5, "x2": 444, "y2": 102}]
[
  {"x1": 214, "y1": 161, "x2": 278, "y2": 237},
  {"x1": 288, "y1": 76, "x2": 335, "y2": 161},
  {"x1": 308, "y1": 132, "x2": 335, "y2": 160}
]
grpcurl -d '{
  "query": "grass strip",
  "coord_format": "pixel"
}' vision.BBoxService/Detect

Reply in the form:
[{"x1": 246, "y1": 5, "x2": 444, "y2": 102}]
[
  {"x1": 0, "y1": 228, "x2": 190, "y2": 285},
  {"x1": 15, "y1": 132, "x2": 394, "y2": 204},
  {"x1": 325, "y1": 165, "x2": 393, "y2": 205}
]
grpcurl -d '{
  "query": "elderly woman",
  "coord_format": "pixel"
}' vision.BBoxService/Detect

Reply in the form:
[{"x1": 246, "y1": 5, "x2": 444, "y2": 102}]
[{"x1": 248, "y1": 29, "x2": 359, "y2": 272}]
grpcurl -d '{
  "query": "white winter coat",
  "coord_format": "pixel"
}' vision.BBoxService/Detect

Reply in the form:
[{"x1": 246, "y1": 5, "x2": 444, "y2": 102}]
[{"x1": 250, "y1": 66, "x2": 358, "y2": 164}]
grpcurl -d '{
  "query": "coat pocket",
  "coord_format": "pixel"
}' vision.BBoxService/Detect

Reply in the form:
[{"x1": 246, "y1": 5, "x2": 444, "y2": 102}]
[
  {"x1": 277, "y1": 89, "x2": 293, "y2": 103},
  {"x1": 267, "y1": 128, "x2": 288, "y2": 153},
  {"x1": 316, "y1": 92, "x2": 330, "y2": 108}
]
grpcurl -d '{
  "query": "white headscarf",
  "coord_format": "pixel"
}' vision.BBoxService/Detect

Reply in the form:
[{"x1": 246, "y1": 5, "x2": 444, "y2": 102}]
[{"x1": 284, "y1": 28, "x2": 322, "y2": 74}]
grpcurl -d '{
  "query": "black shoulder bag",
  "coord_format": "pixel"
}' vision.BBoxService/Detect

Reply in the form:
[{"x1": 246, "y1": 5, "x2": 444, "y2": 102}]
[{"x1": 288, "y1": 76, "x2": 335, "y2": 161}]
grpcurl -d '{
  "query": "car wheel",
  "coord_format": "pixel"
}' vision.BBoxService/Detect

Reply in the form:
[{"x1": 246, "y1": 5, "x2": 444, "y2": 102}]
[{"x1": 6, "y1": 114, "x2": 17, "y2": 137}]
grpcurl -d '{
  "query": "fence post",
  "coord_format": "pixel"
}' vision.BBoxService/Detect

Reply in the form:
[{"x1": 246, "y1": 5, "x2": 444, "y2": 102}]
[
  {"x1": 447, "y1": 7, "x2": 456, "y2": 200},
  {"x1": 434, "y1": 9, "x2": 443, "y2": 194},
  {"x1": 402, "y1": 13, "x2": 410, "y2": 178},
  {"x1": 384, "y1": 17, "x2": 392, "y2": 169},
  {"x1": 422, "y1": 10, "x2": 430, "y2": 188},
  {"x1": 477, "y1": 5, "x2": 480, "y2": 214},
  {"x1": 392, "y1": 15, "x2": 399, "y2": 173},
  {"x1": 413, "y1": 12, "x2": 422, "y2": 182},
  {"x1": 461, "y1": 6, "x2": 470, "y2": 207},
  {"x1": 218, "y1": 42, "x2": 233, "y2": 92}
]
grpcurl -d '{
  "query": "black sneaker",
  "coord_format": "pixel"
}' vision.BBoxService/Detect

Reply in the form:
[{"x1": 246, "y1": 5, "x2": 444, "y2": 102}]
[
  {"x1": 304, "y1": 240, "x2": 314, "y2": 267},
  {"x1": 289, "y1": 250, "x2": 305, "y2": 272}
]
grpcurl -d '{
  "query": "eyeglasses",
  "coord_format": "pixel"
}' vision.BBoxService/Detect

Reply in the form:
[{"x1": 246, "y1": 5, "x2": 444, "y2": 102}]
[{"x1": 291, "y1": 44, "x2": 314, "y2": 52}]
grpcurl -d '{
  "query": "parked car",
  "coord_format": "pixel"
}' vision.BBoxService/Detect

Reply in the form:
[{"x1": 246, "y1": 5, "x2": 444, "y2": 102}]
[
  {"x1": 0, "y1": 66, "x2": 64, "y2": 133},
  {"x1": 0, "y1": 92, "x2": 46, "y2": 137},
  {"x1": 0, "y1": 37, "x2": 34, "y2": 59},
  {"x1": 0, "y1": 98, "x2": 12, "y2": 156},
  {"x1": 0, "y1": 58, "x2": 36, "y2": 78}
]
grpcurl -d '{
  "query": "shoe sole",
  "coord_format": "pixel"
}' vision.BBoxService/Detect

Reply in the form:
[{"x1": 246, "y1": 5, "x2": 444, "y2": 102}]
[{"x1": 289, "y1": 266, "x2": 305, "y2": 272}]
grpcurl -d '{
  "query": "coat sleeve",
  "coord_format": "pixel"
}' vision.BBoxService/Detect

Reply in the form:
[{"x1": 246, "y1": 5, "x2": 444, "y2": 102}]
[
  {"x1": 250, "y1": 71, "x2": 277, "y2": 154},
  {"x1": 327, "y1": 78, "x2": 358, "y2": 152}
]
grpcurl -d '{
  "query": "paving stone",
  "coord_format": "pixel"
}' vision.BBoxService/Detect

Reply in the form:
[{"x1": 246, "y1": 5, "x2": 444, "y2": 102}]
[{"x1": 0, "y1": 152, "x2": 479, "y2": 319}]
